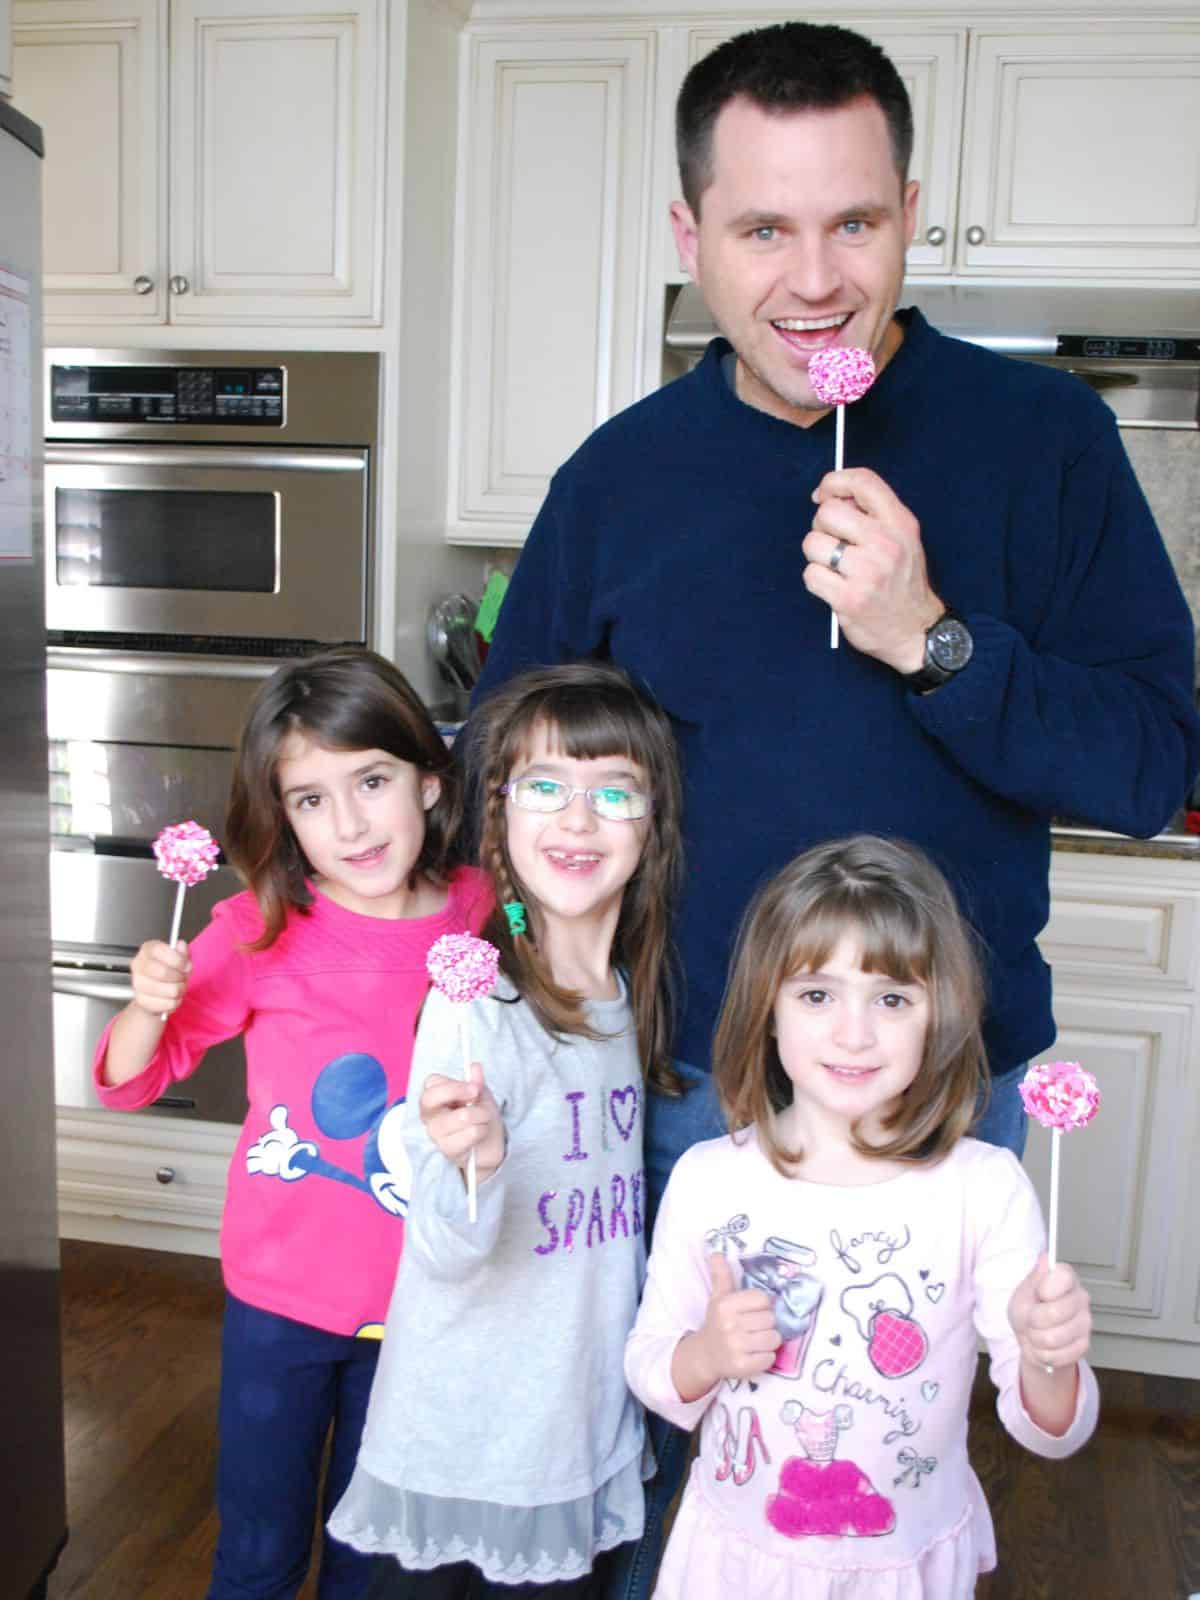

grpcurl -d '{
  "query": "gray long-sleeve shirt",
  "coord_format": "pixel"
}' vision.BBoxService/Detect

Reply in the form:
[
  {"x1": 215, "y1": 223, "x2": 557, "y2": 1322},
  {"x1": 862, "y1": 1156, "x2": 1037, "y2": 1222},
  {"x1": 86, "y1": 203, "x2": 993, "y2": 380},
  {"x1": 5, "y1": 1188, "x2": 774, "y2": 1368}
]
[{"x1": 355, "y1": 978, "x2": 647, "y2": 1506}]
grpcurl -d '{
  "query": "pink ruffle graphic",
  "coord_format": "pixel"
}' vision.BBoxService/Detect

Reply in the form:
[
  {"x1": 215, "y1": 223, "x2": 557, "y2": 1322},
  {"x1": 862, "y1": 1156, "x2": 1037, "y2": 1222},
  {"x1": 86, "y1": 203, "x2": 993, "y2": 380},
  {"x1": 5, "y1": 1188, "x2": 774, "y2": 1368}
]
[
  {"x1": 767, "y1": 1457, "x2": 896, "y2": 1539},
  {"x1": 426, "y1": 932, "x2": 500, "y2": 1003},
  {"x1": 1019, "y1": 1060, "x2": 1100, "y2": 1132},
  {"x1": 152, "y1": 820, "x2": 220, "y2": 887}
]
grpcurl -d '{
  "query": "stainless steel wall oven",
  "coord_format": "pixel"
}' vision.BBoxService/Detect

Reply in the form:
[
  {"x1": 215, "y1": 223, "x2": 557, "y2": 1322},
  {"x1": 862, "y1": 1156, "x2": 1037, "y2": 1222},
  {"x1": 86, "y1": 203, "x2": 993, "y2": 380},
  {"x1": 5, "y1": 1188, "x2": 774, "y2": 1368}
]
[{"x1": 46, "y1": 349, "x2": 381, "y2": 1123}]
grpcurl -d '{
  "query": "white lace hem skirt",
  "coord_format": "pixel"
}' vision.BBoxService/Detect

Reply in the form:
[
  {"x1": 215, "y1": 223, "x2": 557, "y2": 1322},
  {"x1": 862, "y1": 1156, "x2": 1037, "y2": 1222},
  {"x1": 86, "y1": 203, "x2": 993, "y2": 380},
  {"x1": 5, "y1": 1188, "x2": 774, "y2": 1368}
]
[{"x1": 327, "y1": 1451, "x2": 646, "y2": 1587}]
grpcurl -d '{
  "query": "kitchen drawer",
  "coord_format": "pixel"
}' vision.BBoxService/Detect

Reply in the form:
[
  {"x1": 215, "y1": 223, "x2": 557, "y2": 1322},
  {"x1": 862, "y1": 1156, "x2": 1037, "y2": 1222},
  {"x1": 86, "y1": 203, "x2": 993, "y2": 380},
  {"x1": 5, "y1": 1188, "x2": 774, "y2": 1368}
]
[
  {"x1": 1041, "y1": 856, "x2": 1200, "y2": 991},
  {"x1": 57, "y1": 1108, "x2": 237, "y2": 1250}
]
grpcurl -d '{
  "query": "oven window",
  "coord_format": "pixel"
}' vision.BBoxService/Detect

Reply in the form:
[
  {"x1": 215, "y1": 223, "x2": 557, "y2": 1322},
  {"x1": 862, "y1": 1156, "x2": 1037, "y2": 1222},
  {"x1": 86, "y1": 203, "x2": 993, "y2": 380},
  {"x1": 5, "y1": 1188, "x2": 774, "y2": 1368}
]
[{"x1": 55, "y1": 487, "x2": 278, "y2": 591}]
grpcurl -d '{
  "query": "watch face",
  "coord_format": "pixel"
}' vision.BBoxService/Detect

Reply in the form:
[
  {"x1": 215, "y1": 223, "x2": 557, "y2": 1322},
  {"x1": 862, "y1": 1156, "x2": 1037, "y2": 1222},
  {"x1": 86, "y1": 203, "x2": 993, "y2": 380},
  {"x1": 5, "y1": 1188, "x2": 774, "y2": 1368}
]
[{"x1": 928, "y1": 618, "x2": 974, "y2": 672}]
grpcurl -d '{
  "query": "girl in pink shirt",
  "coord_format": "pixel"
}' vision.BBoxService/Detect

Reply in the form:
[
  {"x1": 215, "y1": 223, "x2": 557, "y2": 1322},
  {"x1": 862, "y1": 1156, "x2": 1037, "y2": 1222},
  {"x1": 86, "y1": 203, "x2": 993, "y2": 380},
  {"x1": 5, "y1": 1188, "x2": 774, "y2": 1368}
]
[
  {"x1": 94, "y1": 647, "x2": 490, "y2": 1600},
  {"x1": 625, "y1": 835, "x2": 1097, "y2": 1599}
]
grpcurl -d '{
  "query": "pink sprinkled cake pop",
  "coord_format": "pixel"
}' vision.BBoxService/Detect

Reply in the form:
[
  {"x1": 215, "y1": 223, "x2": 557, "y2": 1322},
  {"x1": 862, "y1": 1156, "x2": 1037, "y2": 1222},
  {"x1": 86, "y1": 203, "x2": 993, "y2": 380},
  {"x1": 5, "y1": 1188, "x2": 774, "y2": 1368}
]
[
  {"x1": 153, "y1": 819, "x2": 221, "y2": 889},
  {"x1": 1020, "y1": 1060, "x2": 1100, "y2": 1133},
  {"x1": 427, "y1": 933, "x2": 501, "y2": 1220},
  {"x1": 808, "y1": 346, "x2": 877, "y2": 407},
  {"x1": 807, "y1": 347, "x2": 877, "y2": 649},
  {"x1": 1020, "y1": 1060, "x2": 1100, "y2": 1273},
  {"x1": 427, "y1": 933, "x2": 501, "y2": 1005},
  {"x1": 153, "y1": 819, "x2": 220, "y2": 1019}
]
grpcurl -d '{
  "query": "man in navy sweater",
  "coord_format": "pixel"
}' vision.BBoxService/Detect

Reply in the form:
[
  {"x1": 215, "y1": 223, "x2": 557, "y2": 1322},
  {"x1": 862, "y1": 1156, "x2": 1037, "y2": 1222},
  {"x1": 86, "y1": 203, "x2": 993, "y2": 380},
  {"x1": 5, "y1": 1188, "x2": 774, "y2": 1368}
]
[{"x1": 472, "y1": 22, "x2": 1200, "y2": 1591}]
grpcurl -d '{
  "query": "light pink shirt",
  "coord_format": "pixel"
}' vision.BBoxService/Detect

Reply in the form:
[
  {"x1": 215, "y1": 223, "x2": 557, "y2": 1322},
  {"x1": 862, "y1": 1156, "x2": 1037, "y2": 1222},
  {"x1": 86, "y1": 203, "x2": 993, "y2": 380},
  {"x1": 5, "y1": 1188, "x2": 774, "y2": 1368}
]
[{"x1": 626, "y1": 1132, "x2": 1098, "y2": 1599}]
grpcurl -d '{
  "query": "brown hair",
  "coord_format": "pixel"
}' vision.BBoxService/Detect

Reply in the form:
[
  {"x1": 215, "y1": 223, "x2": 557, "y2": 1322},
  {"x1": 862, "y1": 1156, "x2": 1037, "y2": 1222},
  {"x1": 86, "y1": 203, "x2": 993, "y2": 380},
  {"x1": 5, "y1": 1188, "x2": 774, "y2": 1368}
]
[
  {"x1": 676, "y1": 22, "x2": 914, "y2": 216},
  {"x1": 466, "y1": 661, "x2": 683, "y2": 1096},
  {"x1": 714, "y1": 835, "x2": 986, "y2": 1176},
  {"x1": 225, "y1": 646, "x2": 460, "y2": 949}
]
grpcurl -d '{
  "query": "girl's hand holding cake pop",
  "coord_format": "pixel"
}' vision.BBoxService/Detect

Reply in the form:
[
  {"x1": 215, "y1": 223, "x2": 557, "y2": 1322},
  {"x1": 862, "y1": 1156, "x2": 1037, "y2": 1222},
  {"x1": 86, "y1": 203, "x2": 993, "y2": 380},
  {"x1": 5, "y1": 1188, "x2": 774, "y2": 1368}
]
[
  {"x1": 1007, "y1": 1253, "x2": 1093, "y2": 1434},
  {"x1": 129, "y1": 938, "x2": 193, "y2": 1018},
  {"x1": 419, "y1": 1063, "x2": 505, "y2": 1183}
]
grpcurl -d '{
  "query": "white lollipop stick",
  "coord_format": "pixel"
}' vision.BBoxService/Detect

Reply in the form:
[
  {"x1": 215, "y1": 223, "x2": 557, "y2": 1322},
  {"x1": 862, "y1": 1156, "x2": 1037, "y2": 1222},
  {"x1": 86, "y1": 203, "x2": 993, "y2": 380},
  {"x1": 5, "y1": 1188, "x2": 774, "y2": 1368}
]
[
  {"x1": 807, "y1": 347, "x2": 877, "y2": 651},
  {"x1": 461, "y1": 1013, "x2": 478, "y2": 1223},
  {"x1": 1047, "y1": 1127, "x2": 1061, "y2": 1270}
]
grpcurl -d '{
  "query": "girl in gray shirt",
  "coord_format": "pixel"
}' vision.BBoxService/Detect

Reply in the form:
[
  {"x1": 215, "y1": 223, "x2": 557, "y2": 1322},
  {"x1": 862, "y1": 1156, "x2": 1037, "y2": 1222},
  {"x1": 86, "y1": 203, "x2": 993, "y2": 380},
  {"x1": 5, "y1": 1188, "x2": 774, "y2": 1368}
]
[{"x1": 329, "y1": 663, "x2": 684, "y2": 1598}]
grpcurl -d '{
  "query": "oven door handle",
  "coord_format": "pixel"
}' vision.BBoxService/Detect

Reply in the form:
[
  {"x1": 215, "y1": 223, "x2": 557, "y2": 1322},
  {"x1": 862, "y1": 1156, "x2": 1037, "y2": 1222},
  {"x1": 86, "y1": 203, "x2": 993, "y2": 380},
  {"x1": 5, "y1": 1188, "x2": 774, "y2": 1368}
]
[
  {"x1": 52, "y1": 972, "x2": 134, "y2": 1005},
  {"x1": 45, "y1": 445, "x2": 365, "y2": 473}
]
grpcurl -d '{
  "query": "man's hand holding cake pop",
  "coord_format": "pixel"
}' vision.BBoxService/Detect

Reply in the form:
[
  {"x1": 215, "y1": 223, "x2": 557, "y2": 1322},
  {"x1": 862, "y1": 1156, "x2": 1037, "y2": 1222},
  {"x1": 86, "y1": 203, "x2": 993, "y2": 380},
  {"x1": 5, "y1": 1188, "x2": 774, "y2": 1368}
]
[{"x1": 802, "y1": 466, "x2": 945, "y2": 672}]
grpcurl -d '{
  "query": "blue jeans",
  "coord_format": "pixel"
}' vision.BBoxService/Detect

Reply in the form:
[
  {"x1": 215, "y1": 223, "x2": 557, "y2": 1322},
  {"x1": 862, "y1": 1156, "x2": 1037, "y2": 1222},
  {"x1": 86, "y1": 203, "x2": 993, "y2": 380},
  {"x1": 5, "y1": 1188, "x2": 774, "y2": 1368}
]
[
  {"x1": 604, "y1": 1059, "x2": 1028, "y2": 1600},
  {"x1": 208, "y1": 1293, "x2": 380, "y2": 1600}
]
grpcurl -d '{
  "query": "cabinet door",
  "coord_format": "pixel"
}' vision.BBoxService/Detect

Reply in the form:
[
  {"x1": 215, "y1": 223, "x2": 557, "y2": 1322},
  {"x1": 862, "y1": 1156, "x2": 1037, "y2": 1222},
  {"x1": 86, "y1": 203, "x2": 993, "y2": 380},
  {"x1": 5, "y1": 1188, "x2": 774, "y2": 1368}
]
[
  {"x1": 1022, "y1": 991, "x2": 1191, "y2": 1324},
  {"x1": 168, "y1": 0, "x2": 383, "y2": 324},
  {"x1": 449, "y1": 31, "x2": 654, "y2": 543},
  {"x1": 959, "y1": 27, "x2": 1200, "y2": 278},
  {"x1": 663, "y1": 23, "x2": 966, "y2": 280},
  {"x1": 13, "y1": 0, "x2": 166, "y2": 323}
]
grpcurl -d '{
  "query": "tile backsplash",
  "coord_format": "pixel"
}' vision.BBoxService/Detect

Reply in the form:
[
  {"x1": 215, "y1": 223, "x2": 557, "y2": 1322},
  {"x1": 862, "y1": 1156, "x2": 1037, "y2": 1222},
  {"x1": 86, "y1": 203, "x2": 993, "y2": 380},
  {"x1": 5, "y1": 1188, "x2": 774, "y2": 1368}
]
[{"x1": 1123, "y1": 428, "x2": 1200, "y2": 680}]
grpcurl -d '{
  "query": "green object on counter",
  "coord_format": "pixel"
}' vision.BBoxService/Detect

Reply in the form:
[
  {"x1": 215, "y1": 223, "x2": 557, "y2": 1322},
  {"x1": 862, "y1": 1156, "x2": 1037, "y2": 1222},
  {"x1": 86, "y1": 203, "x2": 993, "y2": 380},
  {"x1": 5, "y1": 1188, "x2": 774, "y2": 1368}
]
[{"x1": 475, "y1": 571, "x2": 509, "y2": 643}]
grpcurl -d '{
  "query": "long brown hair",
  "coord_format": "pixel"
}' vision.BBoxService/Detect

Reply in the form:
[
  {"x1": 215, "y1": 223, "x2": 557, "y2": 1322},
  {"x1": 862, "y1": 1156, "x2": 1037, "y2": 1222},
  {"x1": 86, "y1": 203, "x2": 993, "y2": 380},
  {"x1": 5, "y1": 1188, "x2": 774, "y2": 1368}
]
[
  {"x1": 467, "y1": 662, "x2": 683, "y2": 1095},
  {"x1": 225, "y1": 647, "x2": 460, "y2": 949},
  {"x1": 714, "y1": 835, "x2": 986, "y2": 1175}
]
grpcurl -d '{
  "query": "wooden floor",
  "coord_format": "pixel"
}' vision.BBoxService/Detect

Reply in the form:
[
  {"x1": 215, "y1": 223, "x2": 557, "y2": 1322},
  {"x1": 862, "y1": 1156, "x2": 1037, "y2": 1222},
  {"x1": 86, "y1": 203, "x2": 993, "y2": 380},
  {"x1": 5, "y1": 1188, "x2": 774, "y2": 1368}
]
[{"x1": 46, "y1": 1239, "x2": 1200, "y2": 1599}]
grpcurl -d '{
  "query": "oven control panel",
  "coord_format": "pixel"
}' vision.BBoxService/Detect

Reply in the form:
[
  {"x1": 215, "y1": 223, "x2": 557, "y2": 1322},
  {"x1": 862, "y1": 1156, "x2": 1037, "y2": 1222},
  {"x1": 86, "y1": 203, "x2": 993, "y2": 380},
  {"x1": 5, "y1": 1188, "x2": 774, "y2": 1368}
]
[{"x1": 50, "y1": 364, "x2": 286, "y2": 425}]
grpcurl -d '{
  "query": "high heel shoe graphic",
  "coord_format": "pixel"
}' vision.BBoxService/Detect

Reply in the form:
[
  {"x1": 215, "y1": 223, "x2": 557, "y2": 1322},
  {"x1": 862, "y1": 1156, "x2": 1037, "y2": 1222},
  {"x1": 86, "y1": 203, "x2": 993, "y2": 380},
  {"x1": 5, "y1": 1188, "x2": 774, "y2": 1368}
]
[{"x1": 713, "y1": 1402, "x2": 771, "y2": 1487}]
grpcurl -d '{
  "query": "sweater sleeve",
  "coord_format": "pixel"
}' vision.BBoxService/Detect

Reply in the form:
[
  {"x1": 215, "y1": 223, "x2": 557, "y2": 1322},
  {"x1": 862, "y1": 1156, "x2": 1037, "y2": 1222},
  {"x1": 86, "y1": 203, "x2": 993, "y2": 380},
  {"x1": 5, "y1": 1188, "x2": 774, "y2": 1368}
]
[
  {"x1": 972, "y1": 1149, "x2": 1099, "y2": 1459},
  {"x1": 399, "y1": 987, "x2": 516, "y2": 1282},
  {"x1": 92, "y1": 900, "x2": 253, "y2": 1110},
  {"x1": 625, "y1": 1154, "x2": 721, "y2": 1431},
  {"x1": 909, "y1": 424, "x2": 1200, "y2": 836}
]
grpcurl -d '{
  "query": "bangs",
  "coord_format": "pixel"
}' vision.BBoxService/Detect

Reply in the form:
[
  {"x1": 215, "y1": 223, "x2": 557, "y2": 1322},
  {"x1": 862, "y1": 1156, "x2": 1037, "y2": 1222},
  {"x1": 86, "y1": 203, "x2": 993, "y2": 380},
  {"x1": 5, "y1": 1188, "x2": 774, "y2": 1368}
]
[
  {"x1": 783, "y1": 898, "x2": 932, "y2": 985},
  {"x1": 507, "y1": 703, "x2": 653, "y2": 779}
]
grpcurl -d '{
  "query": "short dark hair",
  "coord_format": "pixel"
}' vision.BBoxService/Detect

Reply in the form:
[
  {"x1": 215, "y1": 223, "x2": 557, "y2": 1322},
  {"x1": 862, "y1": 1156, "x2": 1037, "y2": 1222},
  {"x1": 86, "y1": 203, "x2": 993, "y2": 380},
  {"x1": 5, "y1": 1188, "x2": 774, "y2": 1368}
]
[
  {"x1": 225, "y1": 646, "x2": 461, "y2": 948},
  {"x1": 677, "y1": 22, "x2": 914, "y2": 215}
]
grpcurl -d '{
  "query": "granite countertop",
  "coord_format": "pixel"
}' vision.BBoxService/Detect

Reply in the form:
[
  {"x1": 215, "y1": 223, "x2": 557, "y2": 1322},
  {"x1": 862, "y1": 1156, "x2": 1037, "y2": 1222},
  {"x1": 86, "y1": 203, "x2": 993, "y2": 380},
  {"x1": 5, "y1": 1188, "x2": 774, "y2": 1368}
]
[{"x1": 1051, "y1": 820, "x2": 1200, "y2": 863}]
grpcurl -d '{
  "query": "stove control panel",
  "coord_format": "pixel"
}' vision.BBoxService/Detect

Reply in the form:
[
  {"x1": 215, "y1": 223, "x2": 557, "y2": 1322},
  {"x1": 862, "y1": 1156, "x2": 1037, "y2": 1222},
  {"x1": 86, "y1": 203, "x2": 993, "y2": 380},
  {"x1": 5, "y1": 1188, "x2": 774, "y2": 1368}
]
[{"x1": 50, "y1": 364, "x2": 286, "y2": 425}]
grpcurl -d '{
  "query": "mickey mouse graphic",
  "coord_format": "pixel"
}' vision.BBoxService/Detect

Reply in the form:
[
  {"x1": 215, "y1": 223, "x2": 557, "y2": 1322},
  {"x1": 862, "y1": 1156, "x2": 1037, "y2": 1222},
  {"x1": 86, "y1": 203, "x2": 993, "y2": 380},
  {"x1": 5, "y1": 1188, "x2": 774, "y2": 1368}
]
[{"x1": 246, "y1": 1051, "x2": 410, "y2": 1217}]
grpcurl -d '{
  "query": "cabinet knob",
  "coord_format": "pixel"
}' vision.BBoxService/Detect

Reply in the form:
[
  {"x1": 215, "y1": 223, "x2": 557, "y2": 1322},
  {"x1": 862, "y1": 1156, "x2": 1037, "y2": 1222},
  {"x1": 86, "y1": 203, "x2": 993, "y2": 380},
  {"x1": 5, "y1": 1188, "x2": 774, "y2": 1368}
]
[
  {"x1": 132, "y1": 274, "x2": 155, "y2": 296},
  {"x1": 965, "y1": 225, "x2": 986, "y2": 247},
  {"x1": 168, "y1": 275, "x2": 191, "y2": 296},
  {"x1": 924, "y1": 225, "x2": 946, "y2": 247},
  {"x1": 155, "y1": 1166, "x2": 176, "y2": 1185}
]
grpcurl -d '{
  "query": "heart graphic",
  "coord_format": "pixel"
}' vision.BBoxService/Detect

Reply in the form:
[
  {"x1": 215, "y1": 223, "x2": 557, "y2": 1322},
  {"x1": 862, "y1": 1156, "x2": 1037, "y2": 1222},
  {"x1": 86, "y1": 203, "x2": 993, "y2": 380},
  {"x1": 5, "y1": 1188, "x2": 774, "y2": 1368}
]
[
  {"x1": 921, "y1": 1380, "x2": 939, "y2": 1402},
  {"x1": 919, "y1": 1269, "x2": 930, "y2": 1279},
  {"x1": 609, "y1": 1085, "x2": 639, "y2": 1142},
  {"x1": 830, "y1": 1335, "x2": 842, "y2": 1346},
  {"x1": 925, "y1": 1281, "x2": 945, "y2": 1304},
  {"x1": 749, "y1": 1381, "x2": 759, "y2": 1392}
]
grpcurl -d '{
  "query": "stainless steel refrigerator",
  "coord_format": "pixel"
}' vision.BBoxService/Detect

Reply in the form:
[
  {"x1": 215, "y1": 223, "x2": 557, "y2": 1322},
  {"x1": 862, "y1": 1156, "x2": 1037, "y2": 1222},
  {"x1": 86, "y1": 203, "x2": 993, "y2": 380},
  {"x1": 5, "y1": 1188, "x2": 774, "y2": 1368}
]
[{"x1": 0, "y1": 95, "x2": 68, "y2": 1598}]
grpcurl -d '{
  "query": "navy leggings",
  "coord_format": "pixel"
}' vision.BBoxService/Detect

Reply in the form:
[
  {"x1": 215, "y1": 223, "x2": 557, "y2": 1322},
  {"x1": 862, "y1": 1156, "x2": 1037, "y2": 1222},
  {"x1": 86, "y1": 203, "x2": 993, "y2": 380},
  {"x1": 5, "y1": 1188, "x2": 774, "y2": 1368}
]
[
  {"x1": 367, "y1": 1550, "x2": 618, "y2": 1598},
  {"x1": 207, "y1": 1293, "x2": 380, "y2": 1600}
]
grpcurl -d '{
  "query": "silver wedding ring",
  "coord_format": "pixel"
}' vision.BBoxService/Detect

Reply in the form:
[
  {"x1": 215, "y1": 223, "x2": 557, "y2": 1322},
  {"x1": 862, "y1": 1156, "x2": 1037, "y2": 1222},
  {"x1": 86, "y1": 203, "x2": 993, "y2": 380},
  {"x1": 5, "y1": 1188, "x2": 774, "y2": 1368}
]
[{"x1": 828, "y1": 539, "x2": 847, "y2": 573}]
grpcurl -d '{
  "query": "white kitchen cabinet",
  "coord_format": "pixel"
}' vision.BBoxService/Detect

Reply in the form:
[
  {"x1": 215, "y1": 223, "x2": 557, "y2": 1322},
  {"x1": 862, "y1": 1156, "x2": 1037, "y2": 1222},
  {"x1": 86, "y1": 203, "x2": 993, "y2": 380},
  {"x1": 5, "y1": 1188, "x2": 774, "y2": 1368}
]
[
  {"x1": 661, "y1": 22, "x2": 967, "y2": 281},
  {"x1": 13, "y1": 0, "x2": 384, "y2": 326},
  {"x1": 447, "y1": 27, "x2": 655, "y2": 544},
  {"x1": 0, "y1": 0, "x2": 13, "y2": 95},
  {"x1": 1032, "y1": 849, "x2": 1200, "y2": 1377},
  {"x1": 13, "y1": 0, "x2": 166, "y2": 322},
  {"x1": 957, "y1": 25, "x2": 1200, "y2": 279}
]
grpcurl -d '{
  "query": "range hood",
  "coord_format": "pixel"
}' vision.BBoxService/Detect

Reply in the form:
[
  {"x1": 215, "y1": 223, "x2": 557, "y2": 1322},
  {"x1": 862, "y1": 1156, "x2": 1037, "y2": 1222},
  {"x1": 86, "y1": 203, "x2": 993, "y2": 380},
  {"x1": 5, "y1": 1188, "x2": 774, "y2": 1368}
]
[{"x1": 665, "y1": 282, "x2": 1200, "y2": 360}]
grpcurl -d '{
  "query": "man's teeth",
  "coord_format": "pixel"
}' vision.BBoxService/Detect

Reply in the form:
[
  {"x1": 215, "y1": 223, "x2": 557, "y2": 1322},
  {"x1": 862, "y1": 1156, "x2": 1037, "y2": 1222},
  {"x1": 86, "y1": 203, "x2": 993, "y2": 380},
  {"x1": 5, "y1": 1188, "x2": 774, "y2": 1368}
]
[{"x1": 773, "y1": 315, "x2": 848, "y2": 331}]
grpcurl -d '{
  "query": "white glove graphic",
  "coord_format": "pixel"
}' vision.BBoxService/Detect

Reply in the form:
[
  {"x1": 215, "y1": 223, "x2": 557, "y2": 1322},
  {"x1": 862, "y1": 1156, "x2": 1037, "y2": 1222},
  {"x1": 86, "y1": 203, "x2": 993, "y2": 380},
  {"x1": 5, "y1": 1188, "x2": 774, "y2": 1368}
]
[{"x1": 246, "y1": 1105, "x2": 318, "y2": 1181}]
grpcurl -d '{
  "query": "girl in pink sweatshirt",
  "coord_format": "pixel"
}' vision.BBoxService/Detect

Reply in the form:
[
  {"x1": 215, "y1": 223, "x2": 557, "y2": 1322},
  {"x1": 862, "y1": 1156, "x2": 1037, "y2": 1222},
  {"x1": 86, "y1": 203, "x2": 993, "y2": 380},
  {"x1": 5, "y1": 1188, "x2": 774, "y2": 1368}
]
[
  {"x1": 94, "y1": 647, "x2": 490, "y2": 1600},
  {"x1": 625, "y1": 834, "x2": 1097, "y2": 1600}
]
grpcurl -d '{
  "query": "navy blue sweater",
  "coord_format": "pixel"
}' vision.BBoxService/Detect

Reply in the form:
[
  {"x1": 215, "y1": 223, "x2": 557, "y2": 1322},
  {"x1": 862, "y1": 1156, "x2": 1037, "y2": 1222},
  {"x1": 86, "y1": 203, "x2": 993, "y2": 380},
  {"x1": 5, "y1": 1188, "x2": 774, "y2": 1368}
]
[{"x1": 475, "y1": 309, "x2": 1200, "y2": 1077}]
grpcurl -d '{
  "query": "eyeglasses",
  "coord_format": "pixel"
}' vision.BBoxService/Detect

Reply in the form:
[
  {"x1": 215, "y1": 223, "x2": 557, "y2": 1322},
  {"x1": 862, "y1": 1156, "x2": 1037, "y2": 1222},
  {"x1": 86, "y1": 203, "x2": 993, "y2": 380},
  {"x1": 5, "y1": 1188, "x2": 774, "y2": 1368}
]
[{"x1": 501, "y1": 776, "x2": 652, "y2": 822}]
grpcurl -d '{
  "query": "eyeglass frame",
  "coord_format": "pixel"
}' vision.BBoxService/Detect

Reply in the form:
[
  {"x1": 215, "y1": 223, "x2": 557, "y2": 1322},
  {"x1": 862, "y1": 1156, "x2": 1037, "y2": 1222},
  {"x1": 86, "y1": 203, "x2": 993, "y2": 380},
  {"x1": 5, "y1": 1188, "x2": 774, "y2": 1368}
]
[{"x1": 499, "y1": 776, "x2": 654, "y2": 821}]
